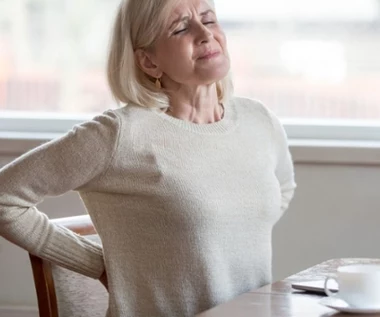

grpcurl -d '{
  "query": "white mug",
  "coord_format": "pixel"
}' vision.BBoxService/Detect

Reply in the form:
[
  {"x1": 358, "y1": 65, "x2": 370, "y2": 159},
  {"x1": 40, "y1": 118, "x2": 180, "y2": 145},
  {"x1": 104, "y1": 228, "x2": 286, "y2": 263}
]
[{"x1": 324, "y1": 264, "x2": 380, "y2": 308}]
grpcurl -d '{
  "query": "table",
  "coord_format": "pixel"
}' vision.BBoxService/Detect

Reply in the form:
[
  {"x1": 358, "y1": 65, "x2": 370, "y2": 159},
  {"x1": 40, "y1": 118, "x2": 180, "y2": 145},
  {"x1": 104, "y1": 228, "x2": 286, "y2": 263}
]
[{"x1": 197, "y1": 258, "x2": 380, "y2": 317}]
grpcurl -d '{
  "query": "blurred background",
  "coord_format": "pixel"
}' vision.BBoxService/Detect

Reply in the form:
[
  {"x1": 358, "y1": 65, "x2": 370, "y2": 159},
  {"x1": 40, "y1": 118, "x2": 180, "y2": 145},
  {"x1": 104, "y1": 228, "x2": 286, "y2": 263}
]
[
  {"x1": 1, "y1": 2, "x2": 380, "y2": 313},
  {"x1": 0, "y1": 0, "x2": 379, "y2": 120}
]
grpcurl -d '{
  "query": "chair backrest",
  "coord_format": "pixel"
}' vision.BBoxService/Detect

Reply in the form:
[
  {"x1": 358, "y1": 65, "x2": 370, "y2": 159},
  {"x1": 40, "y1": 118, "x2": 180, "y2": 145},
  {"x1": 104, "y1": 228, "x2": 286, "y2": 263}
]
[{"x1": 29, "y1": 215, "x2": 109, "y2": 317}]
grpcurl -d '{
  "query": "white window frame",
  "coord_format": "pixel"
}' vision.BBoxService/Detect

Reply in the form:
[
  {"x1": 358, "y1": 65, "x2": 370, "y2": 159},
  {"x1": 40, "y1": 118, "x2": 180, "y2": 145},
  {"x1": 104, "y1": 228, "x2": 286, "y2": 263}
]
[
  {"x1": 0, "y1": 111, "x2": 94, "y2": 134},
  {"x1": 1, "y1": 112, "x2": 380, "y2": 140},
  {"x1": 1, "y1": 112, "x2": 380, "y2": 166}
]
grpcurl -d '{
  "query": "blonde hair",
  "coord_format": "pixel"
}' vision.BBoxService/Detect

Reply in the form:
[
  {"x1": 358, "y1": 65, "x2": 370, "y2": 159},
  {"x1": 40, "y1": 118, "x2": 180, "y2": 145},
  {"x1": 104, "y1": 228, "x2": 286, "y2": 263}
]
[{"x1": 107, "y1": 0, "x2": 233, "y2": 109}]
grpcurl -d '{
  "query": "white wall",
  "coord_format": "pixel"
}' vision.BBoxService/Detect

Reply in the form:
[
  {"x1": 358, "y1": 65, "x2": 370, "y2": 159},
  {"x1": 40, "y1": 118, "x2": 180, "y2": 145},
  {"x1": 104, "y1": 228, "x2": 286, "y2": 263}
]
[
  {"x1": 273, "y1": 163, "x2": 380, "y2": 278},
  {"x1": 1, "y1": 149, "x2": 380, "y2": 310}
]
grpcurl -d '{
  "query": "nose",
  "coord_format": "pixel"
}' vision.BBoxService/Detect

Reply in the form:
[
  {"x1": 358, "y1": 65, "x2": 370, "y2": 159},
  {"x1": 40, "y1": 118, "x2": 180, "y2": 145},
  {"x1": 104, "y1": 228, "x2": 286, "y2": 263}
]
[{"x1": 195, "y1": 23, "x2": 213, "y2": 45}]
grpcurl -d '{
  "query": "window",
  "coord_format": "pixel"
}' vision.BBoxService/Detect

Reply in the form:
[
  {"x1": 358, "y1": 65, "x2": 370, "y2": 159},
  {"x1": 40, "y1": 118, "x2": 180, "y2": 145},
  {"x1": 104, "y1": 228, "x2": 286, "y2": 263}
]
[
  {"x1": 219, "y1": 0, "x2": 380, "y2": 120},
  {"x1": 0, "y1": 0, "x2": 379, "y2": 139},
  {"x1": 0, "y1": 0, "x2": 118, "y2": 114}
]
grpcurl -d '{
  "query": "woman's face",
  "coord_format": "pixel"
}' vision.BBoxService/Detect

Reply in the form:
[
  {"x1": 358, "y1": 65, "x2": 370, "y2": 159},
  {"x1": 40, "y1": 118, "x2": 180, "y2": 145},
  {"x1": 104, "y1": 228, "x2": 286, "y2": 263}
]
[{"x1": 149, "y1": 0, "x2": 230, "y2": 87}]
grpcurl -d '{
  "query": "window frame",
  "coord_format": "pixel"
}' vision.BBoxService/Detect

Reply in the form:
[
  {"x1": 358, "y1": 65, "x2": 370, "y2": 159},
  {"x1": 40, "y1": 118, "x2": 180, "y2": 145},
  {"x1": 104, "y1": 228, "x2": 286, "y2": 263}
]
[
  {"x1": 1, "y1": 112, "x2": 380, "y2": 141},
  {"x1": 1, "y1": 112, "x2": 380, "y2": 167}
]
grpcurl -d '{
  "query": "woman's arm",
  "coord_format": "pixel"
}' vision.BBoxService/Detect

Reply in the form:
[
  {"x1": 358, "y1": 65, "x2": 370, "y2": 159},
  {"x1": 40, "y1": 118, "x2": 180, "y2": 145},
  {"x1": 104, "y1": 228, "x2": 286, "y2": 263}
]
[
  {"x1": 270, "y1": 112, "x2": 297, "y2": 214},
  {"x1": 0, "y1": 110, "x2": 120, "y2": 279}
]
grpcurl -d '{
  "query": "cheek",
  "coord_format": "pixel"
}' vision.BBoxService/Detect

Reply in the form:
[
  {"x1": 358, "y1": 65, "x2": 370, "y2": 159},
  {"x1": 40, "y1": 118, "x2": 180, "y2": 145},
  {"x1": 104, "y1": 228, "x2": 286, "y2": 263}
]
[
  {"x1": 159, "y1": 41, "x2": 192, "y2": 68},
  {"x1": 171, "y1": 43, "x2": 190, "y2": 60},
  {"x1": 214, "y1": 27, "x2": 228, "y2": 50},
  {"x1": 219, "y1": 33, "x2": 228, "y2": 51}
]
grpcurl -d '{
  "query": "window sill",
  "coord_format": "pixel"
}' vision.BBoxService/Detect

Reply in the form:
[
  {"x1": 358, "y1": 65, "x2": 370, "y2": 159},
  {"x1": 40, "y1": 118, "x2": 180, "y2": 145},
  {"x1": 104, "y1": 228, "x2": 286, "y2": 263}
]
[
  {"x1": 289, "y1": 139, "x2": 380, "y2": 166},
  {"x1": 0, "y1": 132, "x2": 61, "y2": 156},
  {"x1": 0, "y1": 132, "x2": 380, "y2": 166}
]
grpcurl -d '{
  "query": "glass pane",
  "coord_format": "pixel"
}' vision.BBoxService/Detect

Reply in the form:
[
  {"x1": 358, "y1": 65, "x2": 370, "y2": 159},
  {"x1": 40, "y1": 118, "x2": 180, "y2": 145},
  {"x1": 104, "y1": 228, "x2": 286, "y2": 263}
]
[
  {"x1": 0, "y1": 0, "x2": 379, "y2": 120},
  {"x1": 218, "y1": 0, "x2": 380, "y2": 120},
  {"x1": 0, "y1": 0, "x2": 119, "y2": 114}
]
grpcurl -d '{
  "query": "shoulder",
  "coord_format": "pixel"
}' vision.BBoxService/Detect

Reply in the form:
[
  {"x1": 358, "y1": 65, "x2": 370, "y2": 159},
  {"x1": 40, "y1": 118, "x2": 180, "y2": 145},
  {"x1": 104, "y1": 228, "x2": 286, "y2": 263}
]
[
  {"x1": 231, "y1": 96, "x2": 290, "y2": 151},
  {"x1": 231, "y1": 96, "x2": 281, "y2": 130},
  {"x1": 88, "y1": 108, "x2": 121, "y2": 128},
  {"x1": 78, "y1": 107, "x2": 123, "y2": 132},
  {"x1": 67, "y1": 108, "x2": 123, "y2": 149},
  {"x1": 79, "y1": 104, "x2": 157, "y2": 146},
  {"x1": 231, "y1": 96, "x2": 268, "y2": 111}
]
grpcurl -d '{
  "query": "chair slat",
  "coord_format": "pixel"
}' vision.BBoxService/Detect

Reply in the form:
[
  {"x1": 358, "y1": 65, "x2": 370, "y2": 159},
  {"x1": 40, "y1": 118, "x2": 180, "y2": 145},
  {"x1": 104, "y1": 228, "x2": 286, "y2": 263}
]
[{"x1": 29, "y1": 214, "x2": 98, "y2": 317}]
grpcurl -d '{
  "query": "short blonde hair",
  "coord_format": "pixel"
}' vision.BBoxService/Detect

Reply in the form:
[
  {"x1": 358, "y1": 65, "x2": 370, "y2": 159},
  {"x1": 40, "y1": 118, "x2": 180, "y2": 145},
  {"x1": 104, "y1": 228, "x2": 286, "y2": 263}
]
[{"x1": 107, "y1": 0, "x2": 233, "y2": 109}]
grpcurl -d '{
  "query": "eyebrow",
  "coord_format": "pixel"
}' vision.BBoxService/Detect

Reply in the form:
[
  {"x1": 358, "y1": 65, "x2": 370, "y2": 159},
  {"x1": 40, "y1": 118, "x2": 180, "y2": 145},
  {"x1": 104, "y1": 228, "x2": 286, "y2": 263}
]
[{"x1": 169, "y1": 9, "x2": 215, "y2": 29}]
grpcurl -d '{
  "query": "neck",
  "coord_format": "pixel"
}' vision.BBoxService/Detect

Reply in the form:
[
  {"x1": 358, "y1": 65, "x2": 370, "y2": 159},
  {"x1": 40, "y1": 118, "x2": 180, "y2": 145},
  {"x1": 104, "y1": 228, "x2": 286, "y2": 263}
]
[{"x1": 165, "y1": 84, "x2": 224, "y2": 124}]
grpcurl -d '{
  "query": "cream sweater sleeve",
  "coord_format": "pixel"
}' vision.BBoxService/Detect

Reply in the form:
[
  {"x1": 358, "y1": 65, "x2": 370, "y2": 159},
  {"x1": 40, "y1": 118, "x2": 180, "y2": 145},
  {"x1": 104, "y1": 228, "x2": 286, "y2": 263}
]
[
  {"x1": 0, "y1": 110, "x2": 120, "y2": 279},
  {"x1": 270, "y1": 111, "x2": 297, "y2": 214}
]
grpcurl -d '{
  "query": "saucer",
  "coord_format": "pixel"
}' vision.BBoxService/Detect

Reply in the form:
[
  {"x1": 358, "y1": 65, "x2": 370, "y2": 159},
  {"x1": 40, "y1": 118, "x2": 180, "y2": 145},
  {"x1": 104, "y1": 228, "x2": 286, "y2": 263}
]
[{"x1": 320, "y1": 297, "x2": 380, "y2": 314}]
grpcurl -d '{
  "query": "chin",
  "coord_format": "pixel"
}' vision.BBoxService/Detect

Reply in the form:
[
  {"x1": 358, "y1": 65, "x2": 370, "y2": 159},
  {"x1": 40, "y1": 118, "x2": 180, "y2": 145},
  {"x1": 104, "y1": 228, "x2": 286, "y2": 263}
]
[
  {"x1": 201, "y1": 66, "x2": 230, "y2": 85},
  {"x1": 199, "y1": 63, "x2": 230, "y2": 84},
  {"x1": 201, "y1": 57, "x2": 230, "y2": 81}
]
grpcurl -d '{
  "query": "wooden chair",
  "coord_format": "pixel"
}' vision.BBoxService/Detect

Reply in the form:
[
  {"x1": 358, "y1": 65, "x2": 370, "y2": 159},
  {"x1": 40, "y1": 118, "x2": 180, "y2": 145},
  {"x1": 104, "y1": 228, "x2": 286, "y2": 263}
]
[{"x1": 29, "y1": 215, "x2": 109, "y2": 317}]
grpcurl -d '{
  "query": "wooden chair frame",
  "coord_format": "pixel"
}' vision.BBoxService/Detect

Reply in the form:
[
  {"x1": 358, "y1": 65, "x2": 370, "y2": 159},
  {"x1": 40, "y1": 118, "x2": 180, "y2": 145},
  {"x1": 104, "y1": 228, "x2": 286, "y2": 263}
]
[{"x1": 29, "y1": 215, "x2": 97, "y2": 317}]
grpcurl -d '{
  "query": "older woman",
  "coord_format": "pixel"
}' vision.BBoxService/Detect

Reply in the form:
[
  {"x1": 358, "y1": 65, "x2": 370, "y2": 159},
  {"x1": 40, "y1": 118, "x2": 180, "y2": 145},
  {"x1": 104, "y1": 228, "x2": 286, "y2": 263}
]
[{"x1": 0, "y1": 0, "x2": 296, "y2": 316}]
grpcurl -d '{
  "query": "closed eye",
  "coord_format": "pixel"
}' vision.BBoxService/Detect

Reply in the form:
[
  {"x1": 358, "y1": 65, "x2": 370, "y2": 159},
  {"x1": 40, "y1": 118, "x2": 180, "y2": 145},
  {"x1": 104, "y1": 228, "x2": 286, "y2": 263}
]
[
  {"x1": 173, "y1": 21, "x2": 215, "y2": 35},
  {"x1": 173, "y1": 28, "x2": 188, "y2": 35}
]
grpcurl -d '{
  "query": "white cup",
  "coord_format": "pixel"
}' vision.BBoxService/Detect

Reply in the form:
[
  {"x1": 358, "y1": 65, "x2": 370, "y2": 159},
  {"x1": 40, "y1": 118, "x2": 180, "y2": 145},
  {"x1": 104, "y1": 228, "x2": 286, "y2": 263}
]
[{"x1": 324, "y1": 264, "x2": 380, "y2": 308}]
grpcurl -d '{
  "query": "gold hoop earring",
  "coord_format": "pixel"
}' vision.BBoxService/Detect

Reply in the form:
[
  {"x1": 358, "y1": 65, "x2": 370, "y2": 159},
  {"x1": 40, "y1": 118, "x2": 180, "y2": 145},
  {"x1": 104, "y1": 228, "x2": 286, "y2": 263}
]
[{"x1": 155, "y1": 78, "x2": 162, "y2": 89}]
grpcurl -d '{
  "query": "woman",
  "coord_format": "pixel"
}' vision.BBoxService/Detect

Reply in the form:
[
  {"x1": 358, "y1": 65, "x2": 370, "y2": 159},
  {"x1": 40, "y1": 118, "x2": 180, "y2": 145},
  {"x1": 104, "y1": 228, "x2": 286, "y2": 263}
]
[{"x1": 0, "y1": 0, "x2": 296, "y2": 316}]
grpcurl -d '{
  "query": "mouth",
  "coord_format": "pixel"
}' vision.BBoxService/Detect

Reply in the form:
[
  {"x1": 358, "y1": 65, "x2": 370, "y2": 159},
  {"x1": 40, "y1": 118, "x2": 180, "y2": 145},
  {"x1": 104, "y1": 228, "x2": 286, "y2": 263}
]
[{"x1": 198, "y1": 50, "x2": 221, "y2": 60}]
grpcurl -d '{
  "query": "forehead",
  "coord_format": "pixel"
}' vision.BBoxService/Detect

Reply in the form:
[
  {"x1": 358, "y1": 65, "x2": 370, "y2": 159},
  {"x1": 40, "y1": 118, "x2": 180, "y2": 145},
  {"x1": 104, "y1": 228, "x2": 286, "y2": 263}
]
[{"x1": 170, "y1": 0, "x2": 214, "y2": 17}]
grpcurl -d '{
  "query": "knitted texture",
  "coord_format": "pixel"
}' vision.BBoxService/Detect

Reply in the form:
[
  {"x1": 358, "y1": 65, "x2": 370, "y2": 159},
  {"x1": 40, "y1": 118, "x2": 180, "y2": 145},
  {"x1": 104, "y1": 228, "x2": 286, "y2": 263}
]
[{"x1": 0, "y1": 97, "x2": 296, "y2": 316}]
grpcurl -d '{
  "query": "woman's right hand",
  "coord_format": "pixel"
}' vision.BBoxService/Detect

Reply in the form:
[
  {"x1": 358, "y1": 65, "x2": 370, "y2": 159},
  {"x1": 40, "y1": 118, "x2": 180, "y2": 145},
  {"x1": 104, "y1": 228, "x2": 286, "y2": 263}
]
[{"x1": 99, "y1": 270, "x2": 108, "y2": 290}]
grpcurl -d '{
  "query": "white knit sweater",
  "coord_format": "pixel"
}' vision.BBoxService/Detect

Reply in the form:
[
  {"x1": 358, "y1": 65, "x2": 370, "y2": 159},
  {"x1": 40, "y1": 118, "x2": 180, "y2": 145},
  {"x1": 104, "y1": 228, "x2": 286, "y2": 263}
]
[{"x1": 0, "y1": 97, "x2": 296, "y2": 316}]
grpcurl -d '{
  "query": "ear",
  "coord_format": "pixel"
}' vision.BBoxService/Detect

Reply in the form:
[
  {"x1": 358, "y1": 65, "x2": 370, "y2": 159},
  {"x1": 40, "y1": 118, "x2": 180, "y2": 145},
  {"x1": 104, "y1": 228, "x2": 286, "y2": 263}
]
[{"x1": 135, "y1": 49, "x2": 162, "y2": 79}]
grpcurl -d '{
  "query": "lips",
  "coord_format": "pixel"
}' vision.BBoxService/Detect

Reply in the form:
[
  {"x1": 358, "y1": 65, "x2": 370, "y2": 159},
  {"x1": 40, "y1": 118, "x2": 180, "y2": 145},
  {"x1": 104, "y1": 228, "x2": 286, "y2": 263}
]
[{"x1": 198, "y1": 50, "x2": 220, "y2": 60}]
